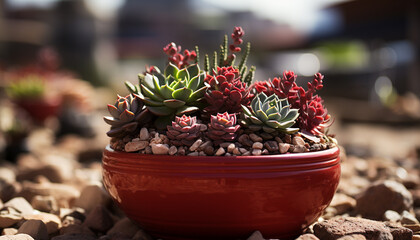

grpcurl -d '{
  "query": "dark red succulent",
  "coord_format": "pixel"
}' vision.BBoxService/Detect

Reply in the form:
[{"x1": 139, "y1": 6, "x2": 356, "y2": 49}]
[
  {"x1": 203, "y1": 66, "x2": 252, "y2": 117},
  {"x1": 163, "y1": 42, "x2": 197, "y2": 69}
]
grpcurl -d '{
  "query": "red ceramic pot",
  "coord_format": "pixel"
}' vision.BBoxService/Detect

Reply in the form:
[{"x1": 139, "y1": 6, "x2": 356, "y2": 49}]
[
  {"x1": 102, "y1": 145, "x2": 340, "y2": 240},
  {"x1": 15, "y1": 98, "x2": 61, "y2": 122}
]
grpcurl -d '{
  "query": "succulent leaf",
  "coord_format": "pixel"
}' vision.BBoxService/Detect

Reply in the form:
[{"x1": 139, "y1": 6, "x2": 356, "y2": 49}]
[{"x1": 241, "y1": 92, "x2": 299, "y2": 134}]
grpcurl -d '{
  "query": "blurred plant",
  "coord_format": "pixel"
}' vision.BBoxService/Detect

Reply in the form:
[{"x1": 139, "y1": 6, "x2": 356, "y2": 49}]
[{"x1": 6, "y1": 75, "x2": 45, "y2": 100}]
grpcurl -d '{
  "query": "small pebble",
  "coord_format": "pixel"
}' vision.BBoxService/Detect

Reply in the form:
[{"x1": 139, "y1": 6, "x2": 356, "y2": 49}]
[
  {"x1": 239, "y1": 148, "x2": 247, "y2": 154},
  {"x1": 199, "y1": 151, "x2": 206, "y2": 156},
  {"x1": 275, "y1": 136, "x2": 283, "y2": 143},
  {"x1": 293, "y1": 136, "x2": 305, "y2": 146},
  {"x1": 227, "y1": 144, "x2": 236, "y2": 153},
  {"x1": 293, "y1": 145, "x2": 306, "y2": 153},
  {"x1": 249, "y1": 133, "x2": 263, "y2": 142},
  {"x1": 199, "y1": 141, "x2": 212, "y2": 151},
  {"x1": 189, "y1": 139, "x2": 203, "y2": 152},
  {"x1": 284, "y1": 134, "x2": 292, "y2": 143},
  {"x1": 262, "y1": 149, "x2": 269, "y2": 155},
  {"x1": 242, "y1": 151, "x2": 251, "y2": 156},
  {"x1": 124, "y1": 141, "x2": 148, "y2": 152},
  {"x1": 145, "y1": 146, "x2": 152, "y2": 154},
  {"x1": 401, "y1": 210, "x2": 419, "y2": 224},
  {"x1": 204, "y1": 146, "x2": 214, "y2": 156},
  {"x1": 215, "y1": 147, "x2": 225, "y2": 156},
  {"x1": 252, "y1": 149, "x2": 262, "y2": 156},
  {"x1": 232, "y1": 148, "x2": 241, "y2": 155},
  {"x1": 139, "y1": 128, "x2": 149, "y2": 140},
  {"x1": 151, "y1": 144, "x2": 169, "y2": 155},
  {"x1": 187, "y1": 152, "x2": 199, "y2": 156},
  {"x1": 252, "y1": 142, "x2": 263, "y2": 150},
  {"x1": 384, "y1": 210, "x2": 401, "y2": 222},
  {"x1": 177, "y1": 147, "x2": 186, "y2": 156},
  {"x1": 225, "y1": 153, "x2": 232, "y2": 156},
  {"x1": 264, "y1": 141, "x2": 279, "y2": 152},
  {"x1": 279, "y1": 143, "x2": 290, "y2": 154},
  {"x1": 219, "y1": 142, "x2": 231, "y2": 148},
  {"x1": 238, "y1": 134, "x2": 253, "y2": 147},
  {"x1": 168, "y1": 146, "x2": 177, "y2": 155}
]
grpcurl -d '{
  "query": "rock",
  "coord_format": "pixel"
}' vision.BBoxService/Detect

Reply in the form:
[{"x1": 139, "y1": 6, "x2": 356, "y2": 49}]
[
  {"x1": 329, "y1": 193, "x2": 356, "y2": 215},
  {"x1": 0, "y1": 167, "x2": 16, "y2": 183},
  {"x1": 0, "y1": 234, "x2": 34, "y2": 240},
  {"x1": 232, "y1": 148, "x2": 241, "y2": 155},
  {"x1": 74, "y1": 184, "x2": 111, "y2": 213},
  {"x1": 249, "y1": 133, "x2": 263, "y2": 142},
  {"x1": 0, "y1": 179, "x2": 20, "y2": 202},
  {"x1": 17, "y1": 164, "x2": 65, "y2": 183},
  {"x1": 383, "y1": 210, "x2": 401, "y2": 222},
  {"x1": 204, "y1": 146, "x2": 214, "y2": 156},
  {"x1": 293, "y1": 136, "x2": 305, "y2": 146},
  {"x1": 168, "y1": 146, "x2": 177, "y2": 155},
  {"x1": 2, "y1": 227, "x2": 18, "y2": 235},
  {"x1": 356, "y1": 180, "x2": 413, "y2": 220},
  {"x1": 189, "y1": 139, "x2": 203, "y2": 152},
  {"x1": 17, "y1": 219, "x2": 48, "y2": 240},
  {"x1": 215, "y1": 147, "x2": 225, "y2": 156},
  {"x1": 139, "y1": 128, "x2": 149, "y2": 141},
  {"x1": 150, "y1": 143, "x2": 169, "y2": 155},
  {"x1": 413, "y1": 235, "x2": 420, "y2": 240},
  {"x1": 252, "y1": 149, "x2": 262, "y2": 156},
  {"x1": 403, "y1": 224, "x2": 420, "y2": 232},
  {"x1": 337, "y1": 235, "x2": 366, "y2": 240},
  {"x1": 59, "y1": 224, "x2": 95, "y2": 236},
  {"x1": 19, "y1": 182, "x2": 79, "y2": 207},
  {"x1": 293, "y1": 145, "x2": 307, "y2": 153},
  {"x1": 132, "y1": 229, "x2": 153, "y2": 240},
  {"x1": 264, "y1": 141, "x2": 278, "y2": 152},
  {"x1": 252, "y1": 142, "x2": 263, "y2": 150},
  {"x1": 401, "y1": 210, "x2": 419, "y2": 224},
  {"x1": 313, "y1": 217, "x2": 412, "y2": 240},
  {"x1": 4, "y1": 197, "x2": 34, "y2": 216},
  {"x1": 24, "y1": 213, "x2": 61, "y2": 234},
  {"x1": 227, "y1": 143, "x2": 236, "y2": 153},
  {"x1": 177, "y1": 147, "x2": 185, "y2": 155},
  {"x1": 247, "y1": 230, "x2": 265, "y2": 240},
  {"x1": 31, "y1": 195, "x2": 58, "y2": 213},
  {"x1": 124, "y1": 141, "x2": 148, "y2": 152},
  {"x1": 238, "y1": 134, "x2": 253, "y2": 147},
  {"x1": 384, "y1": 222, "x2": 413, "y2": 240},
  {"x1": 51, "y1": 233, "x2": 96, "y2": 240},
  {"x1": 107, "y1": 217, "x2": 139, "y2": 238},
  {"x1": 279, "y1": 143, "x2": 290, "y2": 154},
  {"x1": 296, "y1": 233, "x2": 320, "y2": 239},
  {"x1": 83, "y1": 206, "x2": 113, "y2": 233},
  {"x1": 0, "y1": 207, "x2": 22, "y2": 228}
]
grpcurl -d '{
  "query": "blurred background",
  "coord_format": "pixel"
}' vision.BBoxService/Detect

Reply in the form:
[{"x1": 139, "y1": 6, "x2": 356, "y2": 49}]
[{"x1": 0, "y1": 0, "x2": 419, "y2": 162}]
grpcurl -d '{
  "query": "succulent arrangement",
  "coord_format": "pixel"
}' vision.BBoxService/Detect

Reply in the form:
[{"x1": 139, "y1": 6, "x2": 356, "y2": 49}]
[{"x1": 105, "y1": 27, "x2": 336, "y2": 155}]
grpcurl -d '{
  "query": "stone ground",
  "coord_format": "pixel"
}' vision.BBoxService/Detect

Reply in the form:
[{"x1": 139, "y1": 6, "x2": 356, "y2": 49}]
[{"x1": 0, "y1": 114, "x2": 419, "y2": 240}]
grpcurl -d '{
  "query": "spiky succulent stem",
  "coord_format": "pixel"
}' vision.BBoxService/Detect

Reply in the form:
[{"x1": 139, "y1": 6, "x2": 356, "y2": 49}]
[
  {"x1": 244, "y1": 66, "x2": 256, "y2": 85},
  {"x1": 219, "y1": 45, "x2": 225, "y2": 67},
  {"x1": 212, "y1": 51, "x2": 218, "y2": 71},
  {"x1": 240, "y1": 65, "x2": 248, "y2": 81},
  {"x1": 194, "y1": 46, "x2": 199, "y2": 64},
  {"x1": 239, "y1": 42, "x2": 251, "y2": 74},
  {"x1": 125, "y1": 81, "x2": 139, "y2": 94},
  {"x1": 204, "y1": 54, "x2": 210, "y2": 72},
  {"x1": 223, "y1": 35, "x2": 228, "y2": 63}
]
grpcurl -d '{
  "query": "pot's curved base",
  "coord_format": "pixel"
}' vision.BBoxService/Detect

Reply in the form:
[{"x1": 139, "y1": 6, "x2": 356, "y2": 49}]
[{"x1": 102, "y1": 146, "x2": 341, "y2": 240}]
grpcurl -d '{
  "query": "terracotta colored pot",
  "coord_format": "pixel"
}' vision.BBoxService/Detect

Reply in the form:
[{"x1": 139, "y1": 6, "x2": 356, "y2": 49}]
[
  {"x1": 102, "y1": 145, "x2": 340, "y2": 240},
  {"x1": 15, "y1": 98, "x2": 61, "y2": 122}
]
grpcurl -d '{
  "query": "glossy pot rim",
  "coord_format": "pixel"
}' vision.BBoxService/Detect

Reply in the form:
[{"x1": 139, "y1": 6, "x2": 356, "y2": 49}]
[{"x1": 103, "y1": 145, "x2": 340, "y2": 174}]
